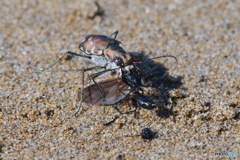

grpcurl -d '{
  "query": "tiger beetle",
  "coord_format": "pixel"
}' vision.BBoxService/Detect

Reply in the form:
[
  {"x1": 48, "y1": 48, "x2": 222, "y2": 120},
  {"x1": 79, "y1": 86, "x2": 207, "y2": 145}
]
[{"x1": 38, "y1": 31, "x2": 177, "y2": 116}]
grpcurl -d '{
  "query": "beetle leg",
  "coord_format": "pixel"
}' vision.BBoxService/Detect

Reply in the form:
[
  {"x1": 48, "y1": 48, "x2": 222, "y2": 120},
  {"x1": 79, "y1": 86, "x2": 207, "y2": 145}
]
[
  {"x1": 66, "y1": 50, "x2": 91, "y2": 59},
  {"x1": 111, "y1": 106, "x2": 137, "y2": 115},
  {"x1": 96, "y1": 116, "x2": 119, "y2": 134},
  {"x1": 109, "y1": 31, "x2": 118, "y2": 39},
  {"x1": 132, "y1": 95, "x2": 140, "y2": 118},
  {"x1": 38, "y1": 51, "x2": 92, "y2": 72},
  {"x1": 74, "y1": 66, "x2": 106, "y2": 116},
  {"x1": 74, "y1": 67, "x2": 86, "y2": 116},
  {"x1": 92, "y1": 78, "x2": 106, "y2": 110},
  {"x1": 86, "y1": 68, "x2": 119, "y2": 81},
  {"x1": 38, "y1": 52, "x2": 71, "y2": 71}
]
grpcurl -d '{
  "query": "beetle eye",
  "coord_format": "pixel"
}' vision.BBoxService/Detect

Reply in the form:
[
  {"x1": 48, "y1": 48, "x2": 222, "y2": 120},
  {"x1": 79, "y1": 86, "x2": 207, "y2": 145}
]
[{"x1": 113, "y1": 57, "x2": 124, "y2": 67}]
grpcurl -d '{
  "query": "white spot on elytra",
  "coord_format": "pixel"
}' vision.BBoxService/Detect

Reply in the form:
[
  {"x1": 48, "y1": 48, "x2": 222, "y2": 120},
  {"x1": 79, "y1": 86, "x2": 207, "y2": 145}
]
[
  {"x1": 80, "y1": 38, "x2": 86, "y2": 43},
  {"x1": 98, "y1": 50, "x2": 103, "y2": 55},
  {"x1": 88, "y1": 37, "x2": 93, "y2": 41},
  {"x1": 91, "y1": 46, "x2": 96, "y2": 54},
  {"x1": 86, "y1": 41, "x2": 93, "y2": 54}
]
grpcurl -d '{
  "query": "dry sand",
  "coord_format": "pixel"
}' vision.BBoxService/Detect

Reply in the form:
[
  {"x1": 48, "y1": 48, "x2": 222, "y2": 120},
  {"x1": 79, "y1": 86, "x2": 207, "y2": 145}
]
[{"x1": 0, "y1": 0, "x2": 239, "y2": 159}]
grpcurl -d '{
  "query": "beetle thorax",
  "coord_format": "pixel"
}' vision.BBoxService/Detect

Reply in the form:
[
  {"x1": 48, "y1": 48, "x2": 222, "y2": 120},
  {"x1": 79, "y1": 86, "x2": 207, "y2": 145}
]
[{"x1": 105, "y1": 45, "x2": 133, "y2": 67}]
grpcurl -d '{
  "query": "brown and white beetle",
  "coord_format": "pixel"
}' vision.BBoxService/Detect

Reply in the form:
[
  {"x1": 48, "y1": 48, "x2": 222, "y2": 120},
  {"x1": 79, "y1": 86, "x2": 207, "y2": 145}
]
[
  {"x1": 78, "y1": 31, "x2": 122, "y2": 56},
  {"x1": 67, "y1": 31, "x2": 133, "y2": 70}
]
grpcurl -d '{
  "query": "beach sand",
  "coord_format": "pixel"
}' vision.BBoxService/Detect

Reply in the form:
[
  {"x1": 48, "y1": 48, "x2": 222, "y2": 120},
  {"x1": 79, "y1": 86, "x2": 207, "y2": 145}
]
[{"x1": 0, "y1": 0, "x2": 239, "y2": 159}]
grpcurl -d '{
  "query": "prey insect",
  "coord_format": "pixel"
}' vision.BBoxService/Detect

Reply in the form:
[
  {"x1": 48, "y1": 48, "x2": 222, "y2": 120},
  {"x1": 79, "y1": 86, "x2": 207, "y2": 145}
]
[
  {"x1": 79, "y1": 66, "x2": 157, "y2": 116},
  {"x1": 83, "y1": 67, "x2": 158, "y2": 134},
  {"x1": 74, "y1": 54, "x2": 176, "y2": 115}
]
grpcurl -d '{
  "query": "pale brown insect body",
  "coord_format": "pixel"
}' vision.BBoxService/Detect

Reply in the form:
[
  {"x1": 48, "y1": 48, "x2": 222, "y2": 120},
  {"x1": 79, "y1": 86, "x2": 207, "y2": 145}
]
[
  {"x1": 78, "y1": 77, "x2": 130, "y2": 105},
  {"x1": 78, "y1": 31, "x2": 133, "y2": 69},
  {"x1": 79, "y1": 34, "x2": 122, "y2": 56}
]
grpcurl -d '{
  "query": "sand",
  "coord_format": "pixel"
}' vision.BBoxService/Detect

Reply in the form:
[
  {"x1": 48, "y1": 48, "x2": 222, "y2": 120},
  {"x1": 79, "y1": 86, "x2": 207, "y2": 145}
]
[{"x1": 0, "y1": 0, "x2": 239, "y2": 159}]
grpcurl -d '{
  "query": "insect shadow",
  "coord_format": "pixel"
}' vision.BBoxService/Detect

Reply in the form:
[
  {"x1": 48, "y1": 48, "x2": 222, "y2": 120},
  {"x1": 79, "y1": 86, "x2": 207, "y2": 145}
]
[{"x1": 130, "y1": 51, "x2": 184, "y2": 118}]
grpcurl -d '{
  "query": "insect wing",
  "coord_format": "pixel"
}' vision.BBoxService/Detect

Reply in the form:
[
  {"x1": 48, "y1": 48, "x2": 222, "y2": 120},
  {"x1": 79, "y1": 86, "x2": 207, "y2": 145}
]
[{"x1": 79, "y1": 78, "x2": 130, "y2": 105}]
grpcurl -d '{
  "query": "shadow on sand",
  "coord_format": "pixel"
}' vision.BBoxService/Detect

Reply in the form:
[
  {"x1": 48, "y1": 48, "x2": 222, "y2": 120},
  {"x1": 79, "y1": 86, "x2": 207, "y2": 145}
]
[{"x1": 131, "y1": 51, "x2": 184, "y2": 119}]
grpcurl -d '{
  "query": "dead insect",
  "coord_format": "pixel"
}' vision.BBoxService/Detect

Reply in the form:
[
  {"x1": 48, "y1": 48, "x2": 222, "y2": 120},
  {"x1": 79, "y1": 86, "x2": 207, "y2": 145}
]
[
  {"x1": 78, "y1": 66, "x2": 157, "y2": 115},
  {"x1": 78, "y1": 77, "x2": 130, "y2": 106},
  {"x1": 73, "y1": 52, "x2": 176, "y2": 115},
  {"x1": 121, "y1": 67, "x2": 157, "y2": 110}
]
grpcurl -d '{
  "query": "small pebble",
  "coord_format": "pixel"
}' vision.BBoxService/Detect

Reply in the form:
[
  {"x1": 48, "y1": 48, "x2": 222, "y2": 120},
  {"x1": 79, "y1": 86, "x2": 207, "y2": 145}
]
[{"x1": 140, "y1": 128, "x2": 156, "y2": 140}]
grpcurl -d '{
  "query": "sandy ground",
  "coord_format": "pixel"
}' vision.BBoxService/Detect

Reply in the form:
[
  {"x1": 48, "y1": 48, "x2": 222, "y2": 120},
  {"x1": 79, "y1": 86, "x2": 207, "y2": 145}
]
[{"x1": 0, "y1": 0, "x2": 239, "y2": 159}]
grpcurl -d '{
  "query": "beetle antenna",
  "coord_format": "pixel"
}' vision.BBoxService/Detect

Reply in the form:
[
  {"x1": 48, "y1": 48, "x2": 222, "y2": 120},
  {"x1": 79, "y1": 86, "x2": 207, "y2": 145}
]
[
  {"x1": 38, "y1": 52, "x2": 69, "y2": 71},
  {"x1": 133, "y1": 55, "x2": 178, "y2": 65}
]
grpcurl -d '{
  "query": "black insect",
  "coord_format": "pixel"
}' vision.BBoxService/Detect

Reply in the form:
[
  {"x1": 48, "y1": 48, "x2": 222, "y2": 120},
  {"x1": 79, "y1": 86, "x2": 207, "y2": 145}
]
[{"x1": 121, "y1": 67, "x2": 157, "y2": 110}]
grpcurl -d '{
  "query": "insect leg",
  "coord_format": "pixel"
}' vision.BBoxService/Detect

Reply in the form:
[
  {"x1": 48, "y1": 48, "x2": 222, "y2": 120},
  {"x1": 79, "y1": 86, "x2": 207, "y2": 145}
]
[
  {"x1": 38, "y1": 52, "x2": 69, "y2": 71},
  {"x1": 74, "y1": 66, "x2": 106, "y2": 116},
  {"x1": 111, "y1": 106, "x2": 137, "y2": 114},
  {"x1": 38, "y1": 51, "x2": 92, "y2": 72},
  {"x1": 96, "y1": 116, "x2": 119, "y2": 134},
  {"x1": 111, "y1": 88, "x2": 137, "y2": 115},
  {"x1": 74, "y1": 67, "x2": 85, "y2": 116},
  {"x1": 85, "y1": 70, "x2": 110, "y2": 108},
  {"x1": 86, "y1": 68, "x2": 120, "y2": 106},
  {"x1": 109, "y1": 31, "x2": 119, "y2": 39},
  {"x1": 86, "y1": 69, "x2": 111, "y2": 81},
  {"x1": 66, "y1": 51, "x2": 92, "y2": 59}
]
